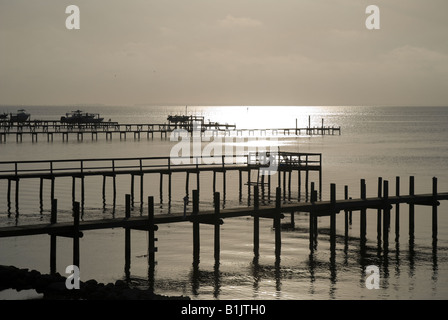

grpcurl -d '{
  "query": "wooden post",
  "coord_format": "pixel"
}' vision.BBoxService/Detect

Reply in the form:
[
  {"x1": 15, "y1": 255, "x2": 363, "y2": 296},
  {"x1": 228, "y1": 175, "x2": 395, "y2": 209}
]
[
  {"x1": 238, "y1": 170, "x2": 242, "y2": 201},
  {"x1": 344, "y1": 185, "x2": 349, "y2": 240},
  {"x1": 432, "y1": 177, "x2": 438, "y2": 243},
  {"x1": 196, "y1": 158, "x2": 200, "y2": 192},
  {"x1": 360, "y1": 179, "x2": 367, "y2": 244},
  {"x1": 253, "y1": 186, "x2": 259, "y2": 257},
  {"x1": 268, "y1": 173, "x2": 271, "y2": 201},
  {"x1": 288, "y1": 170, "x2": 292, "y2": 201},
  {"x1": 39, "y1": 178, "x2": 44, "y2": 207},
  {"x1": 409, "y1": 176, "x2": 415, "y2": 239},
  {"x1": 319, "y1": 161, "x2": 322, "y2": 200},
  {"x1": 50, "y1": 199, "x2": 57, "y2": 275},
  {"x1": 309, "y1": 208, "x2": 314, "y2": 251},
  {"x1": 186, "y1": 171, "x2": 190, "y2": 197},
  {"x1": 7, "y1": 179, "x2": 11, "y2": 210},
  {"x1": 222, "y1": 157, "x2": 226, "y2": 197},
  {"x1": 330, "y1": 183, "x2": 336, "y2": 250},
  {"x1": 80, "y1": 177, "x2": 84, "y2": 214},
  {"x1": 261, "y1": 171, "x2": 265, "y2": 202},
  {"x1": 282, "y1": 170, "x2": 286, "y2": 201},
  {"x1": 192, "y1": 190, "x2": 200, "y2": 264},
  {"x1": 247, "y1": 169, "x2": 251, "y2": 203},
  {"x1": 311, "y1": 182, "x2": 318, "y2": 244},
  {"x1": 168, "y1": 172, "x2": 172, "y2": 203},
  {"x1": 112, "y1": 175, "x2": 117, "y2": 205},
  {"x1": 125, "y1": 194, "x2": 131, "y2": 276},
  {"x1": 395, "y1": 176, "x2": 400, "y2": 242},
  {"x1": 148, "y1": 196, "x2": 156, "y2": 265},
  {"x1": 15, "y1": 178, "x2": 19, "y2": 214},
  {"x1": 377, "y1": 177, "x2": 382, "y2": 243},
  {"x1": 71, "y1": 177, "x2": 76, "y2": 205},
  {"x1": 214, "y1": 192, "x2": 220, "y2": 262},
  {"x1": 383, "y1": 180, "x2": 390, "y2": 251},
  {"x1": 102, "y1": 175, "x2": 106, "y2": 204},
  {"x1": 73, "y1": 201, "x2": 80, "y2": 268},
  {"x1": 309, "y1": 185, "x2": 315, "y2": 249},
  {"x1": 131, "y1": 174, "x2": 135, "y2": 205},
  {"x1": 308, "y1": 115, "x2": 311, "y2": 134},
  {"x1": 159, "y1": 173, "x2": 163, "y2": 203},
  {"x1": 305, "y1": 167, "x2": 309, "y2": 201},
  {"x1": 275, "y1": 187, "x2": 281, "y2": 258}
]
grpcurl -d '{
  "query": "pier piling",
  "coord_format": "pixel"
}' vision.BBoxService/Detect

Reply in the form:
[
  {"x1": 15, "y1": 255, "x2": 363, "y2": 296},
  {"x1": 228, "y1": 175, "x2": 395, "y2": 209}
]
[
  {"x1": 409, "y1": 176, "x2": 415, "y2": 240},
  {"x1": 360, "y1": 179, "x2": 367, "y2": 244},
  {"x1": 274, "y1": 187, "x2": 282, "y2": 258},
  {"x1": 253, "y1": 186, "x2": 260, "y2": 257},
  {"x1": 214, "y1": 192, "x2": 220, "y2": 262},
  {"x1": 383, "y1": 180, "x2": 390, "y2": 251},
  {"x1": 50, "y1": 199, "x2": 57, "y2": 275},
  {"x1": 377, "y1": 177, "x2": 383, "y2": 244},
  {"x1": 330, "y1": 183, "x2": 336, "y2": 250},
  {"x1": 433, "y1": 177, "x2": 438, "y2": 243},
  {"x1": 73, "y1": 201, "x2": 80, "y2": 268},
  {"x1": 192, "y1": 190, "x2": 200, "y2": 265},
  {"x1": 396, "y1": 176, "x2": 400, "y2": 241},
  {"x1": 125, "y1": 194, "x2": 131, "y2": 276},
  {"x1": 147, "y1": 196, "x2": 157, "y2": 266}
]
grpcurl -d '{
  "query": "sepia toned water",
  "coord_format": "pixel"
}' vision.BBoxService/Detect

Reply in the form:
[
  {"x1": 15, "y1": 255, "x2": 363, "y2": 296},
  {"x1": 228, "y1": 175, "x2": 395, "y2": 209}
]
[{"x1": 0, "y1": 105, "x2": 447, "y2": 300}]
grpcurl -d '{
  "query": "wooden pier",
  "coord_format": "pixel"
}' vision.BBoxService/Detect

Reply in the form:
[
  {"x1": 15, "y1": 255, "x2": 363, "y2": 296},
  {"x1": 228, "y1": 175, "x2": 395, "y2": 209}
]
[
  {"x1": 0, "y1": 175, "x2": 445, "y2": 277},
  {"x1": 0, "y1": 118, "x2": 340, "y2": 142},
  {"x1": 0, "y1": 152, "x2": 323, "y2": 213}
]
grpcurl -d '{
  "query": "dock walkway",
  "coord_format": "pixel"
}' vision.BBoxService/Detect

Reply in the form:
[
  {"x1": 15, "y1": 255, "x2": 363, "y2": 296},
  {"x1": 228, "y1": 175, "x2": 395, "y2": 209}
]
[
  {"x1": 0, "y1": 173, "x2": 444, "y2": 282},
  {"x1": 0, "y1": 119, "x2": 340, "y2": 142}
]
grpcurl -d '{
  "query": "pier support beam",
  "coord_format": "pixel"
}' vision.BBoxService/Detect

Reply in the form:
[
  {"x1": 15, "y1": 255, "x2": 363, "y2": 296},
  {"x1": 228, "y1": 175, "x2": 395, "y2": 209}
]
[
  {"x1": 7, "y1": 178, "x2": 20, "y2": 215},
  {"x1": 309, "y1": 182, "x2": 319, "y2": 250},
  {"x1": 274, "y1": 187, "x2": 282, "y2": 259},
  {"x1": 409, "y1": 176, "x2": 415, "y2": 240},
  {"x1": 73, "y1": 201, "x2": 80, "y2": 268},
  {"x1": 360, "y1": 179, "x2": 367, "y2": 244},
  {"x1": 125, "y1": 194, "x2": 131, "y2": 277},
  {"x1": 192, "y1": 190, "x2": 200, "y2": 265},
  {"x1": 432, "y1": 177, "x2": 438, "y2": 243},
  {"x1": 383, "y1": 180, "x2": 390, "y2": 251},
  {"x1": 253, "y1": 186, "x2": 260, "y2": 258},
  {"x1": 147, "y1": 196, "x2": 157, "y2": 266},
  {"x1": 214, "y1": 192, "x2": 220, "y2": 263},
  {"x1": 344, "y1": 185, "x2": 349, "y2": 241},
  {"x1": 395, "y1": 176, "x2": 400, "y2": 242},
  {"x1": 377, "y1": 177, "x2": 383, "y2": 245},
  {"x1": 50, "y1": 199, "x2": 57, "y2": 275},
  {"x1": 330, "y1": 183, "x2": 336, "y2": 250}
]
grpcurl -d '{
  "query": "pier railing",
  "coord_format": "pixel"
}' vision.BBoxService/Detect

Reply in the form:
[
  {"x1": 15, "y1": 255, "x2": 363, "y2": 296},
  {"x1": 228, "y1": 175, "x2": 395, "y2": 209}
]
[{"x1": 0, "y1": 152, "x2": 322, "y2": 179}]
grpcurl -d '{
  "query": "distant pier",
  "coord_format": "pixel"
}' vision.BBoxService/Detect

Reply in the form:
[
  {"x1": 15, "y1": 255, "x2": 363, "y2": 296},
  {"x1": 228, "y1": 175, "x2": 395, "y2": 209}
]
[{"x1": 0, "y1": 115, "x2": 341, "y2": 143}]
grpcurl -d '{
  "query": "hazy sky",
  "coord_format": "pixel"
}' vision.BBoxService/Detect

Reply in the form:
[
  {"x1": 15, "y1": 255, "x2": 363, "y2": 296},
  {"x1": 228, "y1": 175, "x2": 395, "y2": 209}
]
[{"x1": 1, "y1": 0, "x2": 448, "y2": 106}]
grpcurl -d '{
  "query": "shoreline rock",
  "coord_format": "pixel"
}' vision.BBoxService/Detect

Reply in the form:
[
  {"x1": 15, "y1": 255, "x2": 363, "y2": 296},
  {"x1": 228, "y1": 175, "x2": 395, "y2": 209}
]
[{"x1": 0, "y1": 265, "x2": 189, "y2": 300}]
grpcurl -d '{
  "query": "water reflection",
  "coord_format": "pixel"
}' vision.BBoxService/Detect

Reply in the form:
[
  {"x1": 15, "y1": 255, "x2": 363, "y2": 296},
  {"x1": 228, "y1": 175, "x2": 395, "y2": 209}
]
[{"x1": 128, "y1": 222, "x2": 443, "y2": 300}]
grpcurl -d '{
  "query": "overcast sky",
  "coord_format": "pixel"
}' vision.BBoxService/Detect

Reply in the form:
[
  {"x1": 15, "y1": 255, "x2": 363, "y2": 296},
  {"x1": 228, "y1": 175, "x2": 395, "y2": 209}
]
[{"x1": 1, "y1": 0, "x2": 448, "y2": 106}]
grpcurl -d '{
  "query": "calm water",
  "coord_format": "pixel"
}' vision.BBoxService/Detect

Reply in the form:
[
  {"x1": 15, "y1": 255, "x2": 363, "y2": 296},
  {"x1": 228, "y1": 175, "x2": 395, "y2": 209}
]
[{"x1": 0, "y1": 105, "x2": 448, "y2": 300}]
